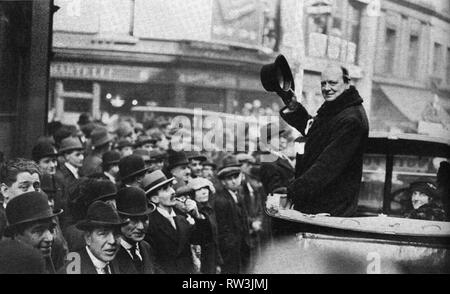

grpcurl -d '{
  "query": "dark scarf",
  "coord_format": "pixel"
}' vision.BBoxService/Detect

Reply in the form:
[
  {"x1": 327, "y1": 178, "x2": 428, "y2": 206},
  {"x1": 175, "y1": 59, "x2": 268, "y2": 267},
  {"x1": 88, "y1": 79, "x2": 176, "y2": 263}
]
[{"x1": 317, "y1": 86, "x2": 363, "y2": 117}]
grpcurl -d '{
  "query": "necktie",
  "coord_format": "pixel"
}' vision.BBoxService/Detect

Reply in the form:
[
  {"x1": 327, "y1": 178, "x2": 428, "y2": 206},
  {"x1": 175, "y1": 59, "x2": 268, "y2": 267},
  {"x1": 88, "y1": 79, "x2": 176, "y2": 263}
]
[
  {"x1": 99, "y1": 264, "x2": 111, "y2": 274},
  {"x1": 130, "y1": 243, "x2": 143, "y2": 273}
]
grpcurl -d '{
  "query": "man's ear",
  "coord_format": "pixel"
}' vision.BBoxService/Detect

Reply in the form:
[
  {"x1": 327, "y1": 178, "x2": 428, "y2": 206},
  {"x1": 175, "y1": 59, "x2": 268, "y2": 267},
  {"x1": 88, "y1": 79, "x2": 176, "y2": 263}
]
[
  {"x1": 150, "y1": 195, "x2": 159, "y2": 204},
  {"x1": 1, "y1": 183, "x2": 10, "y2": 203}
]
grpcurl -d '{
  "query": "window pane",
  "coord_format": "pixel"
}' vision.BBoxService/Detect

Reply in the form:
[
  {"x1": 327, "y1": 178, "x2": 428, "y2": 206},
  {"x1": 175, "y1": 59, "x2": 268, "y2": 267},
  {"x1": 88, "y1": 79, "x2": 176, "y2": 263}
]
[
  {"x1": 433, "y1": 43, "x2": 443, "y2": 74},
  {"x1": 408, "y1": 35, "x2": 419, "y2": 78},
  {"x1": 359, "y1": 154, "x2": 386, "y2": 213},
  {"x1": 384, "y1": 28, "x2": 396, "y2": 74}
]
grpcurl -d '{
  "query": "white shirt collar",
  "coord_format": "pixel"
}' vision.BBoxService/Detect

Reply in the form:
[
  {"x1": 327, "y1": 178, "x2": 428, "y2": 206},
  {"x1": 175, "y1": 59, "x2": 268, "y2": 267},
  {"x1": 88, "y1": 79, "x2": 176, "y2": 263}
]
[
  {"x1": 85, "y1": 246, "x2": 108, "y2": 272},
  {"x1": 157, "y1": 207, "x2": 176, "y2": 219},
  {"x1": 120, "y1": 239, "x2": 142, "y2": 260},
  {"x1": 227, "y1": 189, "x2": 238, "y2": 203},
  {"x1": 64, "y1": 162, "x2": 79, "y2": 179}
]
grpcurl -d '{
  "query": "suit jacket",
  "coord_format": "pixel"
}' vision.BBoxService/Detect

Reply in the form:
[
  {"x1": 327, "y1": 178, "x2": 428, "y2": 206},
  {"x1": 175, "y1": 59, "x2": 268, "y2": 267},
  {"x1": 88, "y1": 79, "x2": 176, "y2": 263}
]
[
  {"x1": 213, "y1": 187, "x2": 250, "y2": 273},
  {"x1": 260, "y1": 156, "x2": 295, "y2": 195},
  {"x1": 115, "y1": 240, "x2": 159, "y2": 274},
  {"x1": 145, "y1": 209, "x2": 208, "y2": 274},
  {"x1": 59, "y1": 247, "x2": 121, "y2": 274}
]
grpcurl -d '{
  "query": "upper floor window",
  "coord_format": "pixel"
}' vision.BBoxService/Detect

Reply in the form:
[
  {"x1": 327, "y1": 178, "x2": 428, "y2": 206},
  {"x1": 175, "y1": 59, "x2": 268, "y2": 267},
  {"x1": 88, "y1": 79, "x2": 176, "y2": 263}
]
[
  {"x1": 407, "y1": 34, "x2": 419, "y2": 79},
  {"x1": 383, "y1": 27, "x2": 396, "y2": 74},
  {"x1": 433, "y1": 42, "x2": 443, "y2": 75}
]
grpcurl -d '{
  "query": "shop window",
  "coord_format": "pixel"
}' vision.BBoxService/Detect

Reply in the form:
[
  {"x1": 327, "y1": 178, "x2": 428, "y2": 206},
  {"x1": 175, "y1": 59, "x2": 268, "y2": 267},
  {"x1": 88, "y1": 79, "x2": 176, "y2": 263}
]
[{"x1": 64, "y1": 98, "x2": 92, "y2": 113}]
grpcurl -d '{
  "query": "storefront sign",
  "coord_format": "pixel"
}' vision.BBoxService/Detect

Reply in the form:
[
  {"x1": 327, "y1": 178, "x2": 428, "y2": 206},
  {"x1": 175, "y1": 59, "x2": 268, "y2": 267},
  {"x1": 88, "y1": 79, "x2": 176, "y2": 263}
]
[
  {"x1": 211, "y1": 0, "x2": 263, "y2": 47},
  {"x1": 178, "y1": 71, "x2": 237, "y2": 88},
  {"x1": 50, "y1": 63, "x2": 161, "y2": 83}
]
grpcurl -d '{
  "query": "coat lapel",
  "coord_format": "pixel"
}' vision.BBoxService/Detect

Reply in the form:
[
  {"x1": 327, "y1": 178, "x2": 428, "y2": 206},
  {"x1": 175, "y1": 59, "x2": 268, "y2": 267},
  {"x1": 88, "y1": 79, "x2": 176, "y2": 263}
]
[
  {"x1": 153, "y1": 210, "x2": 179, "y2": 243},
  {"x1": 276, "y1": 156, "x2": 294, "y2": 173}
]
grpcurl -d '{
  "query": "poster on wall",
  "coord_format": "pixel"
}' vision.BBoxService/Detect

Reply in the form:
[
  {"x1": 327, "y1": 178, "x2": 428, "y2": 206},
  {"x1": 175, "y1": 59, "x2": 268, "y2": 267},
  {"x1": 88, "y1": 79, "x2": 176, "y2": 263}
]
[{"x1": 211, "y1": 0, "x2": 264, "y2": 47}]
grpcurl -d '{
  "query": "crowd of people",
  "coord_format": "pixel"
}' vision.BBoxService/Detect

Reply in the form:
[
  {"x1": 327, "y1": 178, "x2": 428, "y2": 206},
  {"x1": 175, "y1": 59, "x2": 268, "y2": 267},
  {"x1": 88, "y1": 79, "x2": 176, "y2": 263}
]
[{"x1": 0, "y1": 112, "x2": 294, "y2": 274}]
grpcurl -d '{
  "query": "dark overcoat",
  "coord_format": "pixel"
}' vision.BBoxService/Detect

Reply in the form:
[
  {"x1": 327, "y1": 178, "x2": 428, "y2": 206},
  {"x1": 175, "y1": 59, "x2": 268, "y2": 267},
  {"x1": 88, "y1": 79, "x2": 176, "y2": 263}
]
[
  {"x1": 260, "y1": 156, "x2": 295, "y2": 194},
  {"x1": 115, "y1": 240, "x2": 159, "y2": 274},
  {"x1": 59, "y1": 247, "x2": 121, "y2": 274},
  {"x1": 281, "y1": 86, "x2": 369, "y2": 216}
]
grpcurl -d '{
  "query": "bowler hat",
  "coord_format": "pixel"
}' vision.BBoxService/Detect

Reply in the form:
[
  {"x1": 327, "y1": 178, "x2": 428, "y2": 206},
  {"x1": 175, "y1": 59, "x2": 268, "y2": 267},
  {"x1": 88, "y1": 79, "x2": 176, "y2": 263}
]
[
  {"x1": 119, "y1": 155, "x2": 149, "y2": 181},
  {"x1": 76, "y1": 201, "x2": 128, "y2": 231},
  {"x1": 116, "y1": 187, "x2": 155, "y2": 217},
  {"x1": 167, "y1": 150, "x2": 189, "y2": 171},
  {"x1": 260, "y1": 54, "x2": 295, "y2": 93},
  {"x1": 90, "y1": 127, "x2": 113, "y2": 148},
  {"x1": 4, "y1": 191, "x2": 63, "y2": 237},
  {"x1": 77, "y1": 112, "x2": 93, "y2": 126},
  {"x1": 134, "y1": 135, "x2": 157, "y2": 148},
  {"x1": 59, "y1": 136, "x2": 84, "y2": 154},
  {"x1": 186, "y1": 151, "x2": 207, "y2": 162},
  {"x1": 84, "y1": 179, "x2": 117, "y2": 206},
  {"x1": 142, "y1": 170, "x2": 174, "y2": 195},
  {"x1": 80, "y1": 122, "x2": 97, "y2": 138},
  {"x1": 217, "y1": 155, "x2": 242, "y2": 179},
  {"x1": 102, "y1": 150, "x2": 121, "y2": 166},
  {"x1": 31, "y1": 142, "x2": 58, "y2": 162}
]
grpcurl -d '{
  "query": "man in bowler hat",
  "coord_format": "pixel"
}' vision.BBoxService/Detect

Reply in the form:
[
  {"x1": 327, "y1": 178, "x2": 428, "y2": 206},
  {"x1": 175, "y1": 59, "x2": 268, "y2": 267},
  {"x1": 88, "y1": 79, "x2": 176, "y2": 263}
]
[
  {"x1": 61, "y1": 201, "x2": 127, "y2": 274},
  {"x1": 165, "y1": 150, "x2": 191, "y2": 187},
  {"x1": 4, "y1": 191, "x2": 63, "y2": 273},
  {"x1": 118, "y1": 155, "x2": 150, "y2": 189},
  {"x1": 143, "y1": 170, "x2": 210, "y2": 274},
  {"x1": 115, "y1": 187, "x2": 160, "y2": 274}
]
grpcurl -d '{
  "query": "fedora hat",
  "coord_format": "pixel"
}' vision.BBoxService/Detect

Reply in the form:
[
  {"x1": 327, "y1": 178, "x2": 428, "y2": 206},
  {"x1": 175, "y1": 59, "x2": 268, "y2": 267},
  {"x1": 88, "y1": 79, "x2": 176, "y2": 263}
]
[
  {"x1": 90, "y1": 127, "x2": 113, "y2": 148},
  {"x1": 59, "y1": 136, "x2": 84, "y2": 154},
  {"x1": 186, "y1": 151, "x2": 207, "y2": 162},
  {"x1": 119, "y1": 155, "x2": 149, "y2": 181},
  {"x1": 217, "y1": 155, "x2": 242, "y2": 179},
  {"x1": 76, "y1": 201, "x2": 128, "y2": 231},
  {"x1": 4, "y1": 191, "x2": 63, "y2": 237},
  {"x1": 83, "y1": 179, "x2": 117, "y2": 206},
  {"x1": 260, "y1": 54, "x2": 296, "y2": 106},
  {"x1": 116, "y1": 187, "x2": 155, "y2": 217},
  {"x1": 142, "y1": 170, "x2": 174, "y2": 195},
  {"x1": 102, "y1": 150, "x2": 121, "y2": 166},
  {"x1": 167, "y1": 150, "x2": 189, "y2": 171},
  {"x1": 31, "y1": 142, "x2": 58, "y2": 162}
]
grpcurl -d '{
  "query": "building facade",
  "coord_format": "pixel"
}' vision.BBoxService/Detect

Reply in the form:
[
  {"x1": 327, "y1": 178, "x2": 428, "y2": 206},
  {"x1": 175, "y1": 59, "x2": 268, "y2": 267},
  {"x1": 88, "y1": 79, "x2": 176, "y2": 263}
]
[{"x1": 0, "y1": 0, "x2": 53, "y2": 159}]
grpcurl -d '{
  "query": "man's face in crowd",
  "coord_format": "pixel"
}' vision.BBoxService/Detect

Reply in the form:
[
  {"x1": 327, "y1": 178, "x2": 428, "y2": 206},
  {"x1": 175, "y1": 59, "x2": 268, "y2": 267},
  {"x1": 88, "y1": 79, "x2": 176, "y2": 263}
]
[
  {"x1": 157, "y1": 137, "x2": 169, "y2": 151},
  {"x1": 202, "y1": 166, "x2": 214, "y2": 180},
  {"x1": 189, "y1": 159, "x2": 203, "y2": 178},
  {"x1": 171, "y1": 165, "x2": 191, "y2": 184},
  {"x1": 65, "y1": 150, "x2": 84, "y2": 168},
  {"x1": 321, "y1": 65, "x2": 348, "y2": 102},
  {"x1": 39, "y1": 157, "x2": 57, "y2": 175},
  {"x1": 85, "y1": 227, "x2": 121, "y2": 263},
  {"x1": 1, "y1": 172, "x2": 41, "y2": 204},
  {"x1": 142, "y1": 143, "x2": 153, "y2": 152},
  {"x1": 411, "y1": 191, "x2": 430, "y2": 210},
  {"x1": 15, "y1": 218, "x2": 57, "y2": 257},
  {"x1": 221, "y1": 173, "x2": 242, "y2": 192},
  {"x1": 151, "y1": 183, "x2": 176, "y2": 208},
  {"x1": 120, "y1": 147, "x2": 133, "y2": 158},
  {"x1": 121, "y1": 216, "x2": 148, "y2": 243},
  {"x1": 108, "y1": 164, "x2": 120, "y2": 178}
]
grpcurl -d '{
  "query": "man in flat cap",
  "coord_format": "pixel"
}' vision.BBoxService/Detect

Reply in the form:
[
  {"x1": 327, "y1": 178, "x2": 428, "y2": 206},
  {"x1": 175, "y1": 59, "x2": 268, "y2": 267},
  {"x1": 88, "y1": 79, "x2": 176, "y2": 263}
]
[
  {"x1": 56, "y1": 137, "x2": 85, "y2": 187},
  {"x1": 4, "y1": 191, "x2": 63, "y2": 273},
  {"x1": 115, "y1": 187, "x2": 159, "y2": 274},
  {"x1": 213, "y1": 155, "x2": 251, "y2": 274},
  {"x1": 61, "y1": 201, "x2": 127, "y2": 274}
]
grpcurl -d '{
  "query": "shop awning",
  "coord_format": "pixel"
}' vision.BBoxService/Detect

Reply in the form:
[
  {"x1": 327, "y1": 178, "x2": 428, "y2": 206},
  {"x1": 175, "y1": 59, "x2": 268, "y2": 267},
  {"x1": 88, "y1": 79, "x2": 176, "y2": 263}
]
[{"x1": 379, "y1": 85, "x2": 450, "y2": 123}]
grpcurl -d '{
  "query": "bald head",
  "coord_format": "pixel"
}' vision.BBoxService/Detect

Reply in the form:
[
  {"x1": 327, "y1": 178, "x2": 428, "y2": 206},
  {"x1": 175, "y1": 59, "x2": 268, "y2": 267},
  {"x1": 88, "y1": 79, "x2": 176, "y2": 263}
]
[{"x1": 321, "y1": 64, "x2": 350, "y2": 102}]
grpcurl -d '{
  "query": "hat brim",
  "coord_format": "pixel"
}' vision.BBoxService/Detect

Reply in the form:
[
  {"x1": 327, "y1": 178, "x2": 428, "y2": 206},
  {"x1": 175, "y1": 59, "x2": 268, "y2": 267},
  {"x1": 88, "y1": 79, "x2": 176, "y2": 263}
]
[
  {"x1": 120, "y1": 167, "x2": 150, "y2": 181},
  {"x1": 168, "y1": 162, "x2": 189, "y2": 171},
  {"x1": 76, "y1": 219, "x2": 129, "y2": 231},
  {"x1": 188, "y1": 156, "x2": 207, "y2": 162},
  {"x1": 104, "y1": 160, "x2": 120, "y2": 165},
  {"x1": 145, "y1": 177, "x2": 175, "y2": 195},
  {"x1": 93, "y1": 136, "x2": 113, "y2": 148},
  {"x1": 4, "y1": 209, "x2": 63, "y2": 237},
  {"x1": 91, "y1": 193, "x2": 117, "y2": 204},
  {"x1": 59, "y1": 147, "x2": 84, "y2": 155},
  {"x1": 117, "y1": 203, "x2": 156, "y2": 217},
  {"x1": 217, "y1": 166, "x2": 241, "y2": 179}
]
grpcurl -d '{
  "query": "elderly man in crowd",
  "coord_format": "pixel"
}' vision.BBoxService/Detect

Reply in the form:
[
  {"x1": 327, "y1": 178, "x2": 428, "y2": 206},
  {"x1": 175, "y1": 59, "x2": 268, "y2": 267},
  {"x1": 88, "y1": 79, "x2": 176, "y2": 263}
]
[{"x1": 61, "y1": 201, "x2": 127, "y2": 274}]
